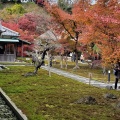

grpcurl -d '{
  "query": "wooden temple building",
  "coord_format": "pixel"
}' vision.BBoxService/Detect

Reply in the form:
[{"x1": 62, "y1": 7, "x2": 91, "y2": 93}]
[{"x1": 0, "y1": 22, "x2": 31, "y2": 62}]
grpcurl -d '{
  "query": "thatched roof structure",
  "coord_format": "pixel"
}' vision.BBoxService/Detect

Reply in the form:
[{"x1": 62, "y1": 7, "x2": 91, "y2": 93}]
[{"x1": 38, "y1": 30, "x2": 57, "y2": 41}]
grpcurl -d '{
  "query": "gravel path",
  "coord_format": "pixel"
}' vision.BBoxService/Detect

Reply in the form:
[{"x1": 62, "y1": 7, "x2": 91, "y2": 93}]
[{"x1": 0, "y1": 95, "x2": 18, "y2": 120}]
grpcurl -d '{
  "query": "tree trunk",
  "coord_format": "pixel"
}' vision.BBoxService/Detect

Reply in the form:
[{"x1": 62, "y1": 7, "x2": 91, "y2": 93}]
[
  {"x1": 65, "y1": 54, "x2": 68, "y2": 69},
  {"x1": 47, "y1": 52, "x2": 51, "y2": 77},
  {"x1": 73, "y1": 52, "x2": 79, "y2": 69},
  {"x1": 73, "y1": 39, "x2": 79, "y2": 69},
  {"x1": 33, "y1": 48, "x2": 49, "y2": 74}
]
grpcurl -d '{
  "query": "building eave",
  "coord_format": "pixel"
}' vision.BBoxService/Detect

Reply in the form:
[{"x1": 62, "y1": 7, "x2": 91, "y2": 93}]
[{"x1": 18, "y1": 39, "x2": 31, "y2": 45}]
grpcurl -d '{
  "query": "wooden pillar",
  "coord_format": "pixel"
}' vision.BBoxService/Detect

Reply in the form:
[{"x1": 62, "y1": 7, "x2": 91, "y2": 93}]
[{"x1": 21, "y1": 41, "x2": 23, "y2": 58}]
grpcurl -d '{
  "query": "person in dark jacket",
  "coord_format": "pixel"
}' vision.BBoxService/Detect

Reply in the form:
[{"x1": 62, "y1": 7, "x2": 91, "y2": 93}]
[{"x1": 114, "y1": 64, "x2": 120, "y2": 89}]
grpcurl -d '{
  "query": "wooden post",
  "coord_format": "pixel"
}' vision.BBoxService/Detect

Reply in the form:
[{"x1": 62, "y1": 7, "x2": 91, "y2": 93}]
[
  {"x1": 89, "y1": 72, "x2": 92, "y2": 85},
  {"x1": 60, "y1": 54, "x2": 63, "y2": 68}
]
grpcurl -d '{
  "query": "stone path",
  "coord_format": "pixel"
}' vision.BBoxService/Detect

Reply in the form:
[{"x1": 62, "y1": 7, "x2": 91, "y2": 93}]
[
  {"x1": 2, "y1": 64, "x2": 120, "y2": 90},
  {"x1": 41, "y1": 66, "x2": 120, "y2": 90}
]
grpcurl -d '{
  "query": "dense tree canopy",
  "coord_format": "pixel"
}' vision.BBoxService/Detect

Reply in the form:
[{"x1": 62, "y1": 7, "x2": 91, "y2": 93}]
[
  {"x1": 58, "y1": 0, "x2": 73, "y2": 13},
  {"x1": 0, "y1": 4, "x2": 26, "y2": 22},
  {"x1": 86, "y1": 0, "x2": 120, "y2": 65},
  {"x1": 45, "y1": 0, "x2": 91, "y2": 68},
  {"x1": 0, "y1": 1, "x2": 119, "y2": 66},
  {"x1": 46, "y1": 0, "x2": 120, "y2": 67}
]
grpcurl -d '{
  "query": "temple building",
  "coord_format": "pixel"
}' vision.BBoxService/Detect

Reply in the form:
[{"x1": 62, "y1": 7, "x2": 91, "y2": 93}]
[{"x1": 0, "y1": 22, "x2": 31, "y2": 62}]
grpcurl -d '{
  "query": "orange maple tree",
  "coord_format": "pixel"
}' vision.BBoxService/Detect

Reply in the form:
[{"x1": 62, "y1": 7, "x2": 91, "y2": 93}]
[
  {"x1": 85, "y1": 0, "x2": 120, "y2": 66},
  {"x1": 45, "y1": 1, "x2": 91, "y2": 68}
]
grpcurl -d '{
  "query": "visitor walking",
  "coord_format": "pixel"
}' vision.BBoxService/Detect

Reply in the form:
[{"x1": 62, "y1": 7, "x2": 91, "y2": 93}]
[
  {"x1": 71, "y1": 52, "x2": 76, "y2": 62},
  {"x1": 114, "y1": 64, "x2": 120, "y2": 89}
]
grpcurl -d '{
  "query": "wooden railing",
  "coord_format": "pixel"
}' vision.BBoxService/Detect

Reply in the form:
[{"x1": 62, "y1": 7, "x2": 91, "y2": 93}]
[{"x1": 0, "y1": 54, "x2": 16, "y2": 62}]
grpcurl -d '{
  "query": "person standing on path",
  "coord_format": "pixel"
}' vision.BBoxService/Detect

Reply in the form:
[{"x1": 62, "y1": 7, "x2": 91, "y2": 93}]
[
  {"x1": 80, "y1": 53, "x2": 84, "y2": 63},
  {"x1": 114, "y1": 63, "x2": 120, "y2": 89}
]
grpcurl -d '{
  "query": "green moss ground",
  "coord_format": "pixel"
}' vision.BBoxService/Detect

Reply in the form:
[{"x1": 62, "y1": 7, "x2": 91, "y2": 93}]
[{"x1": 0, "y1": 66, "x2": 120, "y2": 120}]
